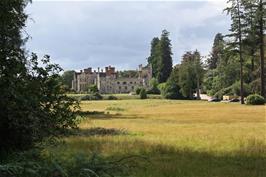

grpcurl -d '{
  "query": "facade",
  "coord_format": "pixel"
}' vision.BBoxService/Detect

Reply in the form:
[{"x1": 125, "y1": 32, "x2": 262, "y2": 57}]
[{"x1": 72, "y1": 64, "x2": 152, "y2": 94}]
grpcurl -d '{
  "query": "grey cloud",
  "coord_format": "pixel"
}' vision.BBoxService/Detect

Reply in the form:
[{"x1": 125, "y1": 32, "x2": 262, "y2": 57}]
[{"x1": 25, "y1": 1, "x2": 230, "y2": 71}]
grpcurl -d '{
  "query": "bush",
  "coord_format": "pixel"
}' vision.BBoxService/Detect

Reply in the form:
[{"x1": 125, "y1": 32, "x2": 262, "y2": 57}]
[
  {"x1": 246, "y1": 94, "x2": 265, "y2": 105},
  {"x1": 214, "y1": 81, "x2": 251, "y2": 100},
  {"x1": 0, "y1": 54, "x2": 79, "y2": 152},
  {"x1": 107, "y1": 95, "x2": 118, "y2": 100},
  {"x1": 159, "y1": 81, "x2": 183, "y2": 99},
  {"x1": 146, "y1": 87, "x2": 160, "y2": 94},
  {"x1": 87, "y1": 84, "x2": 98, "y2": 93},
  {"x1": 158, "y1": 83, "x2": 167, "y2": 93},
  {"x1": 147, "y1": 78, "x2": 160, "y2": 94},
  {"x1": 81, "y1": 93, "x2": 103, "y2": 101},
  {"x1": 135, "y1": 87, "x2": 142, "y2": 95},
  {"x1": 139, "y1": 89, "x2": 147, "y2": 99}
]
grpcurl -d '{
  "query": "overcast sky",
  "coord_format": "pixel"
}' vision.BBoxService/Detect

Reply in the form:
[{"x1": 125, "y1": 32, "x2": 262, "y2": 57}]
[{"x1": 25, "y1": 0, "x2": 231, "y2": 71}]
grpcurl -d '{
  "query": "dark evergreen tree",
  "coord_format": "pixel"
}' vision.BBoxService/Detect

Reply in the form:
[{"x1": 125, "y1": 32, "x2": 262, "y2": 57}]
[
  {"x1": 207, "y1": 33, "x2": 225, "y2": 69},
  {"x1": 147, "y1": 37, "x2": 160, "y2": 78},
  {"x1": 257, "y1": 0, "x2": 265, "y2": 99},
  {"x1": 225, "y1": 0, "x2": 246, "y2": 104},
  {"x1": 157, "y1": 30, "x2": 173, "y2": 83}
]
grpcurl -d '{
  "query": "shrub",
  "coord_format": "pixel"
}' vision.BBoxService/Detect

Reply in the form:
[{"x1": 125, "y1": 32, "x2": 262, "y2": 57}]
[
  {"x1": 0, "y1": 54, "x2": 79, "y2": 152},
  {"x1": 139, "y1": 89, "x2": 147, "y2": 99},
  {"x1": 158, "y1": 83, "x2": 167, "y2": 93},
  {"x1": 159, "y1": 81, "x2": 183, "y2": 99},
  {"x1": 107, "y1": 95, "x2": 118, "y2": 100},
  {"x1": 231, "y1": 81, "x2": 251, "y2": 97},
  {"x1": 87, "y1": 84, "x2": 98, "y2": 93},
  {"x1": 135, "y1": 87, "x2": 142, "y2": 95},
  {"x1": 81, "y1": 93, "x2": 103, "y2": 101},
  {"x1": 214, "y1": 81, "x2": 251, "y2": 100},
  {"x1": 246, "y1": 94, "x2": 265, "y2": 105},
  {"x1": 147, "y1": 78, "x2": 160, "y2": 94}
]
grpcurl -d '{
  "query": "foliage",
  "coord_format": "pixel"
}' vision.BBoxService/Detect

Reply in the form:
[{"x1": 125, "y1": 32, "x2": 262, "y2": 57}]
[
  {"x1": 206, "y1": 33, "x2": 224, "y2": 69},
  {"x1": 157, "y1": 30, "x2": 173, "y2": 83},
  {"x1": 160, "y1": 80, "x2": 183, "y2": 99},
  {"x1": 147, "y1": 30, "x2": 173, "y2": 83},
  {"x1": 61, "y1": 70, "x2": 75, "y2": 90},
  {"x1": 213, "y1": 81, "x2": 251, "y2": 99},
  {"x1": 87, "y1": 84, "x2": 99, "y2": 93},
  {"x1": 0, "y1": 149, "x2": 140, "y2": 177},
  {"x1": 135, "y1": 87, "x2": 142, "y2": 95},
  {"x1": 80, "y1": 93, "x2": 103, "y2": 101},
  {"x1": 246, "y1": 94, "x2": 265, "y2": 105},
  {"x1": 0, "y1": 0, "x2": 79, "y2": 152},
  {"x1": 158, "y1": 83, "x2": 167, "y2": 93},
  {"x1": 231, "y1": 81, "x2": 251, "y2": 97},
  {"x1": 139, "y1": 88, "x2": 147, "y2": 99},
  {"x1": 0, "y1": 53, "x2": 80, "y2": 152},
  {"x1": 147, "y1": 37, "x2": 160, "y2": 78},
  {"x1": 147, "y1": 78, "x2": 160, "y2": 94},
  {"x1": 178, "y1": 51, "x2": 204, "y2": 99},
  {"x1": 106, "y1": 95, "x2": 118, "y2": 100}
]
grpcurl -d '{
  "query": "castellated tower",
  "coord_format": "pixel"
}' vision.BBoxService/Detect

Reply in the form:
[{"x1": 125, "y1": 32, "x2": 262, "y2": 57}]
[{"x1": 72, "y1": 64, "x2": 152, "y2": 94}]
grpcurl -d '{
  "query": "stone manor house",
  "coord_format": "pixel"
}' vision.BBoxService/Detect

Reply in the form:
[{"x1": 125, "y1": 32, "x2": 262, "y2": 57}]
[{"x1": 72, "y1": 64, "x2": 152, "y2": 94}]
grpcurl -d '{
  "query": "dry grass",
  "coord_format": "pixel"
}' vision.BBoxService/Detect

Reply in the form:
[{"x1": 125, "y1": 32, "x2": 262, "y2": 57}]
[{"x1": 46, "y1": 99, "x2": 266, "y2": 177}]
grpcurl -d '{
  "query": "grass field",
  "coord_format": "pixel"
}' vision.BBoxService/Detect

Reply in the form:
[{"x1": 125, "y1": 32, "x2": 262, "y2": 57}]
[{"x1": 45, "y1": 99, "x2": 266, "y2": 177}]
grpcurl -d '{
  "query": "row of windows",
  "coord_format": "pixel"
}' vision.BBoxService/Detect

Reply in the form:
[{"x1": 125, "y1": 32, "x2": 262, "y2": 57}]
[
  {"x1": 118, "y1": 86, "x2": 134, "y2": 90},
  {"x1": 117, "y1": 81, "x2": 142, "y2": 85},
  {"x1": 104, "y1": 86, "x2": 134, "y2": 90}
]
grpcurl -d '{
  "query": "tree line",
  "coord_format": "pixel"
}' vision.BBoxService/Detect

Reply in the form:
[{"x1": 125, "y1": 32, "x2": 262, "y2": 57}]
[{"x1": 146, "y1": 0, "x2": 265, "y2": 103}]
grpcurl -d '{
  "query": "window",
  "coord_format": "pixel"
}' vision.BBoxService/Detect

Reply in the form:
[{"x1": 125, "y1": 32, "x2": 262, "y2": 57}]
[
  {"x1": 130, "y1": 82, "x2": 133, "y2": 84},
  {"x1": 117, "y1": 81, "x2": 120, "y2": 84},
  {"x1": 125, "y1": 86, "x2": 127, "y2": 90},
  {"x1": 131, "y1": 86, "x2": 134, "y2": 89},
  {"x1": 123, "y1": 81, "x2": 127, "y2": 85},
  {"x1": 119, "y1": 86, "x2": 121, "y2": 90}
]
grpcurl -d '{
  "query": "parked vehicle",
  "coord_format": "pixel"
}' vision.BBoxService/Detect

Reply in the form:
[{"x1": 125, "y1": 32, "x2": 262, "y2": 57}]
[{"x1": 229, "y1": 98, "x2": 240, "y2": 102}]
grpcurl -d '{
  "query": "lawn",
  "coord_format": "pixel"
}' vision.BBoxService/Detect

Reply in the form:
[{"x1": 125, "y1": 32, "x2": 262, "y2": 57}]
[{"x1": 46, "y1": 99, "x2": 266, "y2": 177}]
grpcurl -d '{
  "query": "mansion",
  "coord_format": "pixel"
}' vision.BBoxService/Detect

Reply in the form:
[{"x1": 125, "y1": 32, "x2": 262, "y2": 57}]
[{"x1": 72, "y1": 64, "x2": 152, "y2": 94}]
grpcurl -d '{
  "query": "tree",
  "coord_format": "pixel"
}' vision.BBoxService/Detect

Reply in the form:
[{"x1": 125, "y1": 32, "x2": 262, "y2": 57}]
[
  {"x1": 61, "y1": 70, "x2": 75, "y2": 89},
  {"x1": 147, "y1": 78, "x2": 160, "y2": 94},
  {"x1": 147, "y1": 37, "x2": 160, "y2": 78},
  {"x1": 241, "y1": 0, "x2": 265, "y2": 98},
  {"x1": 257, "y1": 0, "x2": 265, "y2": 99},
  {"x1": 207, "y1": 33, "x2": 225, "y2": 69},
  {"x1": 147, "y1": 30, "x2": 173, "y2": 83},
  {"x1": 193, "y1": 50, "x2": 204, "y2": 99},
  {"x1": 157, "y1": 30, "x2": 173, "y2": 83},
  {"x1": 178, "y1": 51, "x2": 204, "y2": 99},
  {"x1": 139, "y1": 88, "x2": 147, "y2": 99},
  {"x1": 0, "y1": 0, "x2": 79, "y2": 152},
  {"x1": 225, "y1": 0, "x2": 246, "y2": 104}
]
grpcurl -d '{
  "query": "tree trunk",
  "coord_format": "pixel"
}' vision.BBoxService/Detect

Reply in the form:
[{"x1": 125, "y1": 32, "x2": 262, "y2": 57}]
[
  {"x1": 196, "y1": 76, "x2": 201, "y2": 100},
  {"x1": 237, "y1": 0, "x2": 245, "y2": 104},
  {"x1": 259, "y1": 0, "x2": 265, "y2": 99}
]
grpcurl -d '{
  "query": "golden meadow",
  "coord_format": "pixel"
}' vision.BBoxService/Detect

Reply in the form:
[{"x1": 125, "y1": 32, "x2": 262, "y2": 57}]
[{"x1": 45, "y1": 99, "x2": 266, "y2": 177}]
